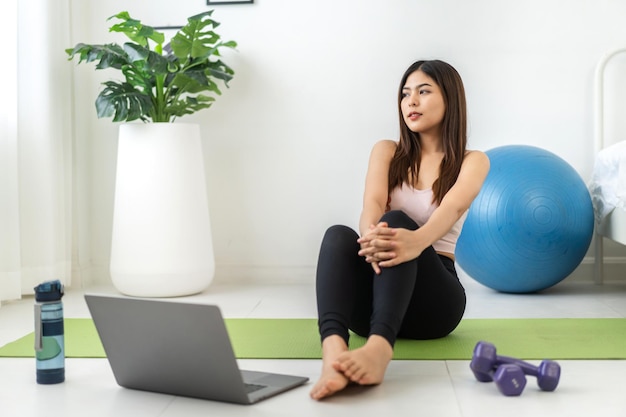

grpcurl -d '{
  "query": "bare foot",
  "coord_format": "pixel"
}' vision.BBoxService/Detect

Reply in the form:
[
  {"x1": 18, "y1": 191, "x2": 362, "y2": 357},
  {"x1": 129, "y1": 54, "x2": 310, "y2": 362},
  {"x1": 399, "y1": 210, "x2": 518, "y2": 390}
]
[
  {"x1": 333, "y1": 335, "x2": 393, "y2": 385},
  {"x1": 310, "y1": 335, "x2": 351, "y2": 400}
]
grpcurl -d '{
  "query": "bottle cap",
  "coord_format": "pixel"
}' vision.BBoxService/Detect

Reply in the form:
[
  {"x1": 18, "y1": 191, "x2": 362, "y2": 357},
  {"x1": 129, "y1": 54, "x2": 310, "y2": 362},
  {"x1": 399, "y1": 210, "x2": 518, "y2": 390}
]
[{"x1": 34, "y1": 280, "x2": 65, "y2": 302}]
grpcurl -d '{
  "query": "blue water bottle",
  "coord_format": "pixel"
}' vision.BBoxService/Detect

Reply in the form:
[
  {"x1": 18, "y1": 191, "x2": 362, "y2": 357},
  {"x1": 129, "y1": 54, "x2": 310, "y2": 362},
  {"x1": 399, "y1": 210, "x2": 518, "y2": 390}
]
[{"x1": 34, "y1": 280, "x2": 65, "y2": 384}]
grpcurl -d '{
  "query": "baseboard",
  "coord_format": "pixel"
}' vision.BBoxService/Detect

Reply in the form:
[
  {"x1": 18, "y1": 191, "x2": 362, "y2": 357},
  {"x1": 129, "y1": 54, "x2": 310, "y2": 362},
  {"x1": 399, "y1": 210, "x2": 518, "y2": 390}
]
[
  {"x1": 215, "y1": 258, "x2": 626, "y2": 285},
  {"x1": 71, "y1": 257, "x2": 626, "y2": 290},
  {"x1": 77, "y1": 264, "x2": 318, "y2": 288},
  {"x1": 577, "y1": 256, "x2": 626, "y2": 283}
]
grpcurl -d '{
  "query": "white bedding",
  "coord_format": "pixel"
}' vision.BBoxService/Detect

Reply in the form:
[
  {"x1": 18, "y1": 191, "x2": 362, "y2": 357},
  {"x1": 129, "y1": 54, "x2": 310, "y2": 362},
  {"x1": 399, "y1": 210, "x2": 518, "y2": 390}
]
[
  {"x1": 588, "y1": 140, "x2": 626, "y2": 224},
  {"x1": 591, "y1": 140, "x2": 626, "y2": 284}
]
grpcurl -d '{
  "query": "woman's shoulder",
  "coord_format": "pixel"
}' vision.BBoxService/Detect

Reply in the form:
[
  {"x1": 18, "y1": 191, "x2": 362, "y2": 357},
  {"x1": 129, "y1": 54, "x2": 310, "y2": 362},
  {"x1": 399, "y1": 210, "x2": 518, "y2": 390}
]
[
  {"x1": 461, "y1": 149, "x2": 490, "y2": 175},
  {"x1": 374, "y1": 139, "x2": 398, "y2": 148},
  {"x1": 463, "y1": 149, "x2": 490, "y2": 165},
  {"x1": 371, "y1": 139, "x2": 398, "y2": 155},
  {"x1": 368, "y1": 140, "x2": 398, "y2": 165}
]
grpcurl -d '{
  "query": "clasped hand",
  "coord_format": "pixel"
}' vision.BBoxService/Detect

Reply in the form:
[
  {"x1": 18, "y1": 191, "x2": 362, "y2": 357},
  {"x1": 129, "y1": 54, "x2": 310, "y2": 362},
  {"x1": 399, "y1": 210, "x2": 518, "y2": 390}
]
[{"x1": 357, "y1": 222, "x2": 420, "y2": 274}]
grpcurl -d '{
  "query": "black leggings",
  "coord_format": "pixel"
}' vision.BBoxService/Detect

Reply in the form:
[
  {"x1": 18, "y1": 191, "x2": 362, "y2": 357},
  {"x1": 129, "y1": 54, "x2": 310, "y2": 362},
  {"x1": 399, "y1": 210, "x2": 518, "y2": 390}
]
[{"x1": 315, "y1": 210, "x2": 466, "y2": 347}]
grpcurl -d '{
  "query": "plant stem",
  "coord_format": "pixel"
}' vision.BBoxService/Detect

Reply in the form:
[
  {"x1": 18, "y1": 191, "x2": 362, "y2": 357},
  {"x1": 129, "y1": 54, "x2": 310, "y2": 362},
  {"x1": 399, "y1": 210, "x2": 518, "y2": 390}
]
[{"x1": 153, "y1": 74, "x2": 167, "y2": 122}]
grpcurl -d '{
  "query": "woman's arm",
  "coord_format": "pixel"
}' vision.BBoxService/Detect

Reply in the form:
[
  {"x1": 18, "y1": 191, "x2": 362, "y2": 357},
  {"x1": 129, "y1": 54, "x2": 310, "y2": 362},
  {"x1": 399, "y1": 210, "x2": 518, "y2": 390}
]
[
  {"x1": 372, "y1": 150, "x2": 490, "y2": 267},
  {"x1": 359, "y1": 140, "x2": 397, "y2": 236},
  {"x1": 358, "y1": 140, "x2": 397, "y2": 273}
]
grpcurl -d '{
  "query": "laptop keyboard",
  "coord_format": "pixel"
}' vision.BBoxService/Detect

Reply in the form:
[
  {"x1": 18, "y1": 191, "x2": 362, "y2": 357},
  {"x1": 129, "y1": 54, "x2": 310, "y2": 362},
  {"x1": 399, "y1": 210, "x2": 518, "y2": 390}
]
[{"x1": 245, "y1": 383, "x2": 266, "y2": 394}]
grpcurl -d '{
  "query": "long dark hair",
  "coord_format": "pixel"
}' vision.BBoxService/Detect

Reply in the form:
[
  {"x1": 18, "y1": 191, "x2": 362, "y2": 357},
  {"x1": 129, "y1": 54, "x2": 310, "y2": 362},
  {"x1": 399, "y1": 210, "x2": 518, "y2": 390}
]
[{"x1": 387, "y1": 60, "x2": 467, "y2": 204}]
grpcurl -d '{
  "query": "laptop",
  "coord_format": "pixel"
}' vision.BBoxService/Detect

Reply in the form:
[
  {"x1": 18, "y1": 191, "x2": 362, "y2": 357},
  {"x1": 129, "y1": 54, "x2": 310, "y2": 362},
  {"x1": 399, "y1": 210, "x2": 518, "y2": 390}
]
[{"x1": 84, "y1": 294, "x2": 309, "y2": 404}]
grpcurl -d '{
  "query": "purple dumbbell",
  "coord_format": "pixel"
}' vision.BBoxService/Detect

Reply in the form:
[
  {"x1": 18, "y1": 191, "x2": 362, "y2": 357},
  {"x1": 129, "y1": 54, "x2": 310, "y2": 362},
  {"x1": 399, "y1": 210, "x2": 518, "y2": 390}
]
[
  {"x1": 470, "y1": 341, "x2": 561, "y2": 393},
  {"x1": 491, "y1": 364, "x2": 527, "y2": 396}
]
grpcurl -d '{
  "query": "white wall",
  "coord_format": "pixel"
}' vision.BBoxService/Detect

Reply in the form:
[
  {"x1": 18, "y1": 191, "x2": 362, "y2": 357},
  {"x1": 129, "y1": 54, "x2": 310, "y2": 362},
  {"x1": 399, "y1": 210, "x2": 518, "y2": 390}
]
[{"x1": 67, "y1": 0, "x2": 626, "y2": 285}]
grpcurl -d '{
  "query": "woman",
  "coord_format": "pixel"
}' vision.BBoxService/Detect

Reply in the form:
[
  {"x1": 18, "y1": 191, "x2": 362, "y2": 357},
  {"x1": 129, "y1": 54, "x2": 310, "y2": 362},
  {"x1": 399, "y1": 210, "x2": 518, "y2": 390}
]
[{"x1": 310, "y1": 60, "x2": 490, "y2": 401}]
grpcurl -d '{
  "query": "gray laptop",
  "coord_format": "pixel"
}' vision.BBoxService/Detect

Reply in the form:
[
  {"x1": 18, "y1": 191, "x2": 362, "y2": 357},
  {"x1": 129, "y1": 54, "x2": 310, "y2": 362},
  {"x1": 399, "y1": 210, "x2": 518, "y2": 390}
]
[{"x1": 84, "y1": 294, "x2": 309, "y2": 405}]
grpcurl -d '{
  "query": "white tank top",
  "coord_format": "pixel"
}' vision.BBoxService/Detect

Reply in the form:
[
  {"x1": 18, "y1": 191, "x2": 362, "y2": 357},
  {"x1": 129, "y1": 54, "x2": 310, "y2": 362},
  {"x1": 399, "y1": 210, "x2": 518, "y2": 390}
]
[{"x1": 387, "y1": 184, "x2": 467, "y2": 254}]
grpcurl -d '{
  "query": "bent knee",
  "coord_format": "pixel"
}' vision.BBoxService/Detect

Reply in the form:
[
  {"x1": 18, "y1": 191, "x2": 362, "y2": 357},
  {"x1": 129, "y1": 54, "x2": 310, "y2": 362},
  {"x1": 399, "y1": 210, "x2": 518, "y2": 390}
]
[
  {"x1": 321, "y1": 225, "x2": 359, "y2": 250},
  {"x1": 380, "y1": 210, "x2": 418, "y2": 230}
]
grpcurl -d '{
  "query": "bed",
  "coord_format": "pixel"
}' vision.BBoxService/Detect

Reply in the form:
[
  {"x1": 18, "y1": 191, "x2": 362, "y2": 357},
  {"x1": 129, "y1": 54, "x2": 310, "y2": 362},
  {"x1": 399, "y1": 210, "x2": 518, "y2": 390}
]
[{"x1": 591, "y1": 47, "x2": 626, "y2": 284}]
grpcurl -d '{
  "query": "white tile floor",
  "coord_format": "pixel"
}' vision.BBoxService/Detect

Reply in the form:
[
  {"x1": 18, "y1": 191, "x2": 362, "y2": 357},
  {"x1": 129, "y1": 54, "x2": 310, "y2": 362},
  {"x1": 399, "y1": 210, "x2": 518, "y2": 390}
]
[{"x1": 1, "y1": 275, "x2": 626, "y2": 417}]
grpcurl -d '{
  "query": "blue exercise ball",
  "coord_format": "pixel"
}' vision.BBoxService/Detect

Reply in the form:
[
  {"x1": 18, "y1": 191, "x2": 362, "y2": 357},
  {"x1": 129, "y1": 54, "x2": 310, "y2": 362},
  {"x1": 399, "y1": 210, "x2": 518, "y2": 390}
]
[{"x1": 456, "y1": 145, "x2": 594, "y2": 293}]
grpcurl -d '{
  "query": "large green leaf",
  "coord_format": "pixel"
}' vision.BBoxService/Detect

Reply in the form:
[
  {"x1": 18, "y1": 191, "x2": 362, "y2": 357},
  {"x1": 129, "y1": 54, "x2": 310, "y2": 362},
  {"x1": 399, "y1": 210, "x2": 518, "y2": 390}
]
[
  {"x1": 96, "y1": 81, "x2": 154, "y2": 122},
  {"x1": 120, "y1": 66, "x2": 151, "y2": 94},
  {"x1": 166, "y1": 95, "x2": 215, "y2": 118},
  {"x1": 108, "y1": 11, "x2": 165, "y2": 48},
  {"x1": 66, "y1": 43, "x2": 130, "y2": 70},
  {"x1": 170, "y1": 71, "x2": 214, "y2": 94},
  {"x1": 170, "y1": 11, "x2": 237, "y2": 62},
  {"x1": 123, "y1": 43, "x2": 171, "y2": 75},
  {"x1": 206, "y1": 60, "x2": 235, "y2": 83}
]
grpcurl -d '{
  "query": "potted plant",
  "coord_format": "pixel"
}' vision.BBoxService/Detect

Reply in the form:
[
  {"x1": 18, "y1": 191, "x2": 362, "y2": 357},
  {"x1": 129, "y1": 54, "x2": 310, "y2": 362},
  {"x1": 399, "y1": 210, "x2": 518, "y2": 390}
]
[
  {"x1": 66, "y1": 11, "x2": 238, "y2": 297},
  {"x1": 66, "y1": 10, "x2": 237, "y2": 123}
]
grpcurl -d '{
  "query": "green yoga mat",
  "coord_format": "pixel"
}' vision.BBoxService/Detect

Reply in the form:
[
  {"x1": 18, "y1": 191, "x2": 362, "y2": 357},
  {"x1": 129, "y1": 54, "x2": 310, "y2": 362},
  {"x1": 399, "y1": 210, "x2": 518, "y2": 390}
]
[{"x1": 1, "y1": 318, "x2": 626, "y2": 360}]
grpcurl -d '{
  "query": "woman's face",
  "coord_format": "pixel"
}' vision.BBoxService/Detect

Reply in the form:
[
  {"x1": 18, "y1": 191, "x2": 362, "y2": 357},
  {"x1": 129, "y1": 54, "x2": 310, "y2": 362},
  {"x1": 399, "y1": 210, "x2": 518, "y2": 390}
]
[{"x1": 401, "y1": 70, "x2": 446, "y2": 136}]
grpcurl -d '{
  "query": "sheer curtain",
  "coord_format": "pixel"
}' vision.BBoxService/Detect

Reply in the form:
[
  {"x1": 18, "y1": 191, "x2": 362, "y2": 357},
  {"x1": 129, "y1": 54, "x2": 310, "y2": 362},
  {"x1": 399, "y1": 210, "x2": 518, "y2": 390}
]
[{"x1": 0, "y1": 0, "x2": 74, "y2": 303}]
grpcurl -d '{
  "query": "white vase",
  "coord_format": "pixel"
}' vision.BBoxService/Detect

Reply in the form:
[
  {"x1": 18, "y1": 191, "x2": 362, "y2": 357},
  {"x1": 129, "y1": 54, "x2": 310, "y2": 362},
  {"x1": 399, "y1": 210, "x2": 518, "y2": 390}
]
[{"x1": 110, "y1": 123, "x2": 215, "y2": 297}]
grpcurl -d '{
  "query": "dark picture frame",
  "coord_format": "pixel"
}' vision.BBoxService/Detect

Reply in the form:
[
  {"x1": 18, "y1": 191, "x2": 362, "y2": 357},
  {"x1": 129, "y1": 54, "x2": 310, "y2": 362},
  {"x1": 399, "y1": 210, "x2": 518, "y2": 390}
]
[{"x1": 207, "y1": 0, "x2": 253, "y2": 4}]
